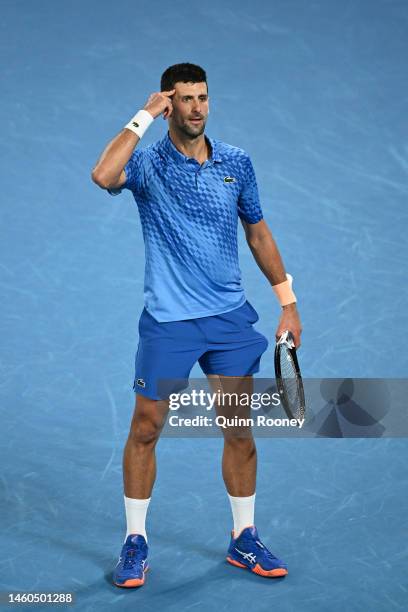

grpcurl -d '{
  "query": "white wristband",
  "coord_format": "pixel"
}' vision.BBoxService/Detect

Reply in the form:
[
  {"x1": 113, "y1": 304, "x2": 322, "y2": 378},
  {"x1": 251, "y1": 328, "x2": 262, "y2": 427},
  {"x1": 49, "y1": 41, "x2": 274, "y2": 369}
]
[{"x1": 124, "y1": 109, "x2": 154, "y2": 139}]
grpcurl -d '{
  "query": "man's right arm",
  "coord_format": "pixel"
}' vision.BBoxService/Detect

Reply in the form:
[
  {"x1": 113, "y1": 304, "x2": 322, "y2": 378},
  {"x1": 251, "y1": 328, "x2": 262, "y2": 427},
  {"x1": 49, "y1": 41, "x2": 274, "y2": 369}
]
[
  {"x1": 91, "y1": 129, "x2": 140, "y2": 190},
  {"x1": 91, "y1": 89, "x2": 176, "y2": 191}
]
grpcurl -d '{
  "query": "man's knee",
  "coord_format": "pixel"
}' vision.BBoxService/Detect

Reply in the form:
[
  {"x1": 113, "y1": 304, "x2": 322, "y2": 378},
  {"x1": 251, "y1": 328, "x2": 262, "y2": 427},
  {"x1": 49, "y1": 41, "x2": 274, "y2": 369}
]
[
  {"x1": 128, "y1": 394, "x2": 168, "y2": 446},
  {"x1": 224, "y1": 434, "x2": 256, "y2": 454}
]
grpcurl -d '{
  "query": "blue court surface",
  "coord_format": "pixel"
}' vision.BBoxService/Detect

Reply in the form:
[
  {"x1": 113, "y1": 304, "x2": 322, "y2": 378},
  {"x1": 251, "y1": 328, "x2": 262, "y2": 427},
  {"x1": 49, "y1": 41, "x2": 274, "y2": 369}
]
[{"x1": 1, "y1": 0, "x2": 407, "y2": 610}]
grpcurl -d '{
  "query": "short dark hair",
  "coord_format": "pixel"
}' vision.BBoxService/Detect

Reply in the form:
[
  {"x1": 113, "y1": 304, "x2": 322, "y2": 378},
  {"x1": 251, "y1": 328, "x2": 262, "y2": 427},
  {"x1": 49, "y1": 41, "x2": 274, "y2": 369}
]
[{"x1": 160, "y1": 63, "x2": 208, "y2": 94}]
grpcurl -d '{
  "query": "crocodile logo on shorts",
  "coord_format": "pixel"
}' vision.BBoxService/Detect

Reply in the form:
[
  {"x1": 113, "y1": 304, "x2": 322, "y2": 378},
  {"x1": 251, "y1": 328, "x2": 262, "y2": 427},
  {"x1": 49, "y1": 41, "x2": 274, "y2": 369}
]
[
  {"x1": 224, "y1": 176, "x2": 236, "y2": 183},
  {"x1": 136, "y1": 378, "x2": 146, "y2": 388}
]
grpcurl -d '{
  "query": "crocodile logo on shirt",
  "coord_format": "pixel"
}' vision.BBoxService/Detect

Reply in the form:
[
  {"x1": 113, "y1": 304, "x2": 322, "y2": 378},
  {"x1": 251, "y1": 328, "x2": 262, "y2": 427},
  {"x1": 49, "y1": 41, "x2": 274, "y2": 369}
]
[{"x1": 224, "y1": 176, "x2": 236, "y2": 183}]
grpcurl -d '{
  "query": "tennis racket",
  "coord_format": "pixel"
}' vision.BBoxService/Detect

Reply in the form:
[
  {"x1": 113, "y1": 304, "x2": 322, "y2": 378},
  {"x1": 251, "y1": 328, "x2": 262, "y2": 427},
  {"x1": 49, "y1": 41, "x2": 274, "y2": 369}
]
[{"x1": 274, "y1": 330, "x2": 306, "y2": 422}]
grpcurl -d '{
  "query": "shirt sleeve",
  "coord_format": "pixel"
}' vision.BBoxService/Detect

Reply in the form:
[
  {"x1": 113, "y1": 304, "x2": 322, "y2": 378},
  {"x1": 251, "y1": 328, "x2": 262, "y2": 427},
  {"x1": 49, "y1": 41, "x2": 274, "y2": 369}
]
[
  {"x1": 237, "y1": 154, "x2": 264, "y2": 224},
  {"x1": 107, "y1": 148, "x2": 146, "y2": 197}
]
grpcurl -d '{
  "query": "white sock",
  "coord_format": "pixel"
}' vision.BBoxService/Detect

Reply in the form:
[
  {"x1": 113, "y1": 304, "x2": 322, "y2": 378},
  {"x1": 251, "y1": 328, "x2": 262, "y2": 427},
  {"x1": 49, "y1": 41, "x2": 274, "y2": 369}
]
[
  {"x1": 124, "y1": 496, "x2": 151, "y2": 542},
  {"x1": 228, "y1": 493, "x2": 256, "y2": 538}
]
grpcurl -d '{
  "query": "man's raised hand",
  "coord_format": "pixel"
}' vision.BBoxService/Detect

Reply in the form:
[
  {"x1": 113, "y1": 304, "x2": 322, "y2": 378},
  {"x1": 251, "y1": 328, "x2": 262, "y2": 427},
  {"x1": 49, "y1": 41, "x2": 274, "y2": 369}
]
[{"x1": 143, "y1": 89, "x2": 175, "y2": 120}]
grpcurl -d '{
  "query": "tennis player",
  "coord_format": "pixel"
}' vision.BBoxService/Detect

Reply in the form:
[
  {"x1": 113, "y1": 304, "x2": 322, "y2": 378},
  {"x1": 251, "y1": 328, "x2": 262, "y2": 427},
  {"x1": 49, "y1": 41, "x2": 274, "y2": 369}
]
[{"x1": 92, "y1": 63, "x2": 302, "y2": 587}]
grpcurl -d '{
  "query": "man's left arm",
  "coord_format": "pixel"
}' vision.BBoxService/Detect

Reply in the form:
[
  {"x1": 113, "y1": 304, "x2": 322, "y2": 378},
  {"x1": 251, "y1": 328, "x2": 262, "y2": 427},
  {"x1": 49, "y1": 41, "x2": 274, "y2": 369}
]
[{"x1": 241, "y1": 219, "x2": 302, "y2": 348}]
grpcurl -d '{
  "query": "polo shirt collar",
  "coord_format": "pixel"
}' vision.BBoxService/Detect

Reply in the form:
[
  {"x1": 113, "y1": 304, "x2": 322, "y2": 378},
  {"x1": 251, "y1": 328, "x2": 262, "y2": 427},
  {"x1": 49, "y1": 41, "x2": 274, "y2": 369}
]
[{"x1": 161, "y1": 130, "x2": 222, "y2": 167}]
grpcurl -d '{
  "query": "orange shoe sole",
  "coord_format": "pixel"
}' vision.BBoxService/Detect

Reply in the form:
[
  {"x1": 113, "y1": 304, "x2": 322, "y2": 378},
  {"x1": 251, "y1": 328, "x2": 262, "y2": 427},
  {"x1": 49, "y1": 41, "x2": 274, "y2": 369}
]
[
  {"x1": 114, "y1": 566, "x2": 149, "y2": 588},
  {"x1": 226, "y1": 556, "x2": 288, "y2": 578}
]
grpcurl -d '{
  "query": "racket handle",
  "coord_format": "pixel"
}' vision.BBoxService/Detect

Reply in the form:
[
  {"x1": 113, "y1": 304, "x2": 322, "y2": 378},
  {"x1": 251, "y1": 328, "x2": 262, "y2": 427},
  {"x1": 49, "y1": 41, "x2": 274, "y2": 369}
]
[{"x1": 278, "y1": 329, "x2": 295, "y2": 348}]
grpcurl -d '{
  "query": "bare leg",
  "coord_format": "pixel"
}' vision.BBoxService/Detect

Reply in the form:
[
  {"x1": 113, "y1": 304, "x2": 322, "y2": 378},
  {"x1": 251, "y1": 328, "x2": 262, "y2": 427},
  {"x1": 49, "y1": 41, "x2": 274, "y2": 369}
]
[
  {"x1": 208, "y1": 375, "x2": 257, "y2": 497},
  {"x1": 123, "y1": 394, "x2": 169, "y2": 498},
  {"x1": 222, "y1": 435, "x2": 257, "y2": 497}
]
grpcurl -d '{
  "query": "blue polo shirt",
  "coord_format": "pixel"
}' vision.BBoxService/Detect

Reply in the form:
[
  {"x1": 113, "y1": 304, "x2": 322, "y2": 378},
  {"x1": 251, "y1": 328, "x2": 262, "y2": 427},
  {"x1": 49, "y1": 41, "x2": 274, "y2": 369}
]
[{"x1": 110, "y1": 131, "x2": 263, "y2": 322}]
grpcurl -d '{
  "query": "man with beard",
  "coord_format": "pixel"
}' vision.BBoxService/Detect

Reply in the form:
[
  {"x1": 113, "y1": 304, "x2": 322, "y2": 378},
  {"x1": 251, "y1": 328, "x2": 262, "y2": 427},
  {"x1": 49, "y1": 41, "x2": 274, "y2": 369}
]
[{"x1": 92, "y1": 63, "x2": 301, "y2": 587}]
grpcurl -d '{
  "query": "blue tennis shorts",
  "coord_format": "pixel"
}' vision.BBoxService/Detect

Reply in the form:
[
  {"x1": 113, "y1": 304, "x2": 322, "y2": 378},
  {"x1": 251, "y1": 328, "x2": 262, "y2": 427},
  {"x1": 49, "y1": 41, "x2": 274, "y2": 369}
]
[{"x1": 132, "y1": 300, "x2": 268, "y2": 400}]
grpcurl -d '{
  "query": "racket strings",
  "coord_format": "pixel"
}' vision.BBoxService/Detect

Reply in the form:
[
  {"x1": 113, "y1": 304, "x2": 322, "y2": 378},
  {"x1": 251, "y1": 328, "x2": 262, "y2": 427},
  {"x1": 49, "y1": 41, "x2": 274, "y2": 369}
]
[{"x1": 279, "y1": 348, "x2": 305, "y2": 420}]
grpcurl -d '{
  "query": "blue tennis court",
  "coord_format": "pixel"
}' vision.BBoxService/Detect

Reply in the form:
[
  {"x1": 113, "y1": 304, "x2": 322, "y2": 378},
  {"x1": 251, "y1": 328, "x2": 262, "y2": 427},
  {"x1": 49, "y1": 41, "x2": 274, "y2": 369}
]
[{"x1": 1, "y1": 0, "x2": 407, "y2": 610}]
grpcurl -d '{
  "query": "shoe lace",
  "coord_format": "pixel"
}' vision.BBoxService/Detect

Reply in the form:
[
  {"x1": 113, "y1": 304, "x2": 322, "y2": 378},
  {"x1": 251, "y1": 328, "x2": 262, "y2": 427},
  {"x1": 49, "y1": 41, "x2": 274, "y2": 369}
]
[
  {"x1": 123, "y1": 545, "x2": 145, "y2": 570},
  {"x1": 256, "y1": 540, "x2": 277, "y2": 560}
]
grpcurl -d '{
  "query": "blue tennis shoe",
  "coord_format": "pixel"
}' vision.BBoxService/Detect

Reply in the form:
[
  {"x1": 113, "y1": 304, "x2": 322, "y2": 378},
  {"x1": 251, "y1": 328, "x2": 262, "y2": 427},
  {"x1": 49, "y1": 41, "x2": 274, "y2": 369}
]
[
  {"x1": 227, "y1": 526, "x2": 288, "y2": 577},
  {"x1": 113, "y1": 534, "x2": 149, "y2": 588}
]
